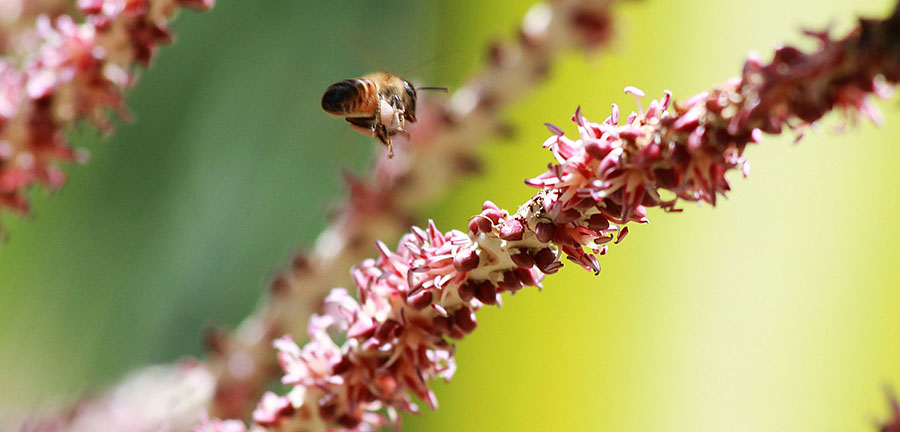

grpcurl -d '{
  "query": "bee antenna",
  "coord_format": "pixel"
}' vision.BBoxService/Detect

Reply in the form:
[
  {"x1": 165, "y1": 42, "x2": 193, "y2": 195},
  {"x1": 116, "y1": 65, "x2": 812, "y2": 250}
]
[{"x1": 416, "y1": 86, "x2": 449, "y2": 93}]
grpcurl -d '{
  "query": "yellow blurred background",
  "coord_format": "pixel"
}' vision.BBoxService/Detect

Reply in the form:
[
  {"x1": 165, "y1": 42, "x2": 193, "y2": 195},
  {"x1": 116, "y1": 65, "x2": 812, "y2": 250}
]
[{"x1": 1, "y1": 0, "x2": 898, "y2": 431}]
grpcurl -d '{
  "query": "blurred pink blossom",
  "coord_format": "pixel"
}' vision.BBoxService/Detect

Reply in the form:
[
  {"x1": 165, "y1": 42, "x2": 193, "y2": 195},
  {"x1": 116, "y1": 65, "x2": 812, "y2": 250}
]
[{"x1": 0, "y1": 0, "x2": 212, "y2": 222}]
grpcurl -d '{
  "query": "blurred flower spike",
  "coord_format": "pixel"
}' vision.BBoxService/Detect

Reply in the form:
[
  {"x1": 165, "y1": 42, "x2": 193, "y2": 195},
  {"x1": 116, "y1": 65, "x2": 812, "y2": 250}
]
[
  {"x1": 882, "y1": 389, "x2": 900, "y2": 432},
  {"x1": 197, "y1": 5, "x2": 900, "y2": 430},
  {"x1": 0, "y1": 0, "x2": 212, "y2": 221}
]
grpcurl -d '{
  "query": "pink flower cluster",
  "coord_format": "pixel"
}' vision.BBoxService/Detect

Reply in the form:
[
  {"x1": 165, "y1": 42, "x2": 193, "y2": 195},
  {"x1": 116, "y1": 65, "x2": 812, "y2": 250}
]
[
  {"x1": 14, "y1": 361, "x2": 216, "y2": 432},
  {"x1": 198, "y1": 9, "x2": 900, "y2": 431},
  {"x1": 0, "y1": 0, "x2": 212, "y2": 217},
  {"x1": 250, "y1": 217, "x2": 546, "y2": 431}
]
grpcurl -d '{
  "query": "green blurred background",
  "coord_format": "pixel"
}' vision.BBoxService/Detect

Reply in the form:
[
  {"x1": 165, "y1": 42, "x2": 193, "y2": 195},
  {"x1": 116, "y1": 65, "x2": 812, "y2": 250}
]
[{"x1": 1, "y1": 0, "x2": 899, "y2": 430}]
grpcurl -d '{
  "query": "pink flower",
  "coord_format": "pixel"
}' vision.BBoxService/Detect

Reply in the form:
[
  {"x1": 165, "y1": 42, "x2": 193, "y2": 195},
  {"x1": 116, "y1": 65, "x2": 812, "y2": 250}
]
[
  {"x1": 251, "y1": 391, "x2": 293, "y2": 427},
  {"x1": 193, "y1": 416, "x2": 249, "y2": 432}
]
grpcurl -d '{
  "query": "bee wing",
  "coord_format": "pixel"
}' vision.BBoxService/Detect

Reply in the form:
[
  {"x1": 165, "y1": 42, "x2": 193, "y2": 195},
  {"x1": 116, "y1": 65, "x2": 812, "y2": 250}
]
[
  {"x1": 346, "y1": 116, "x2": 386, "y2": 143},
  {"x1": 345, "y1": 116, "x2": 376, "y2": 130}
]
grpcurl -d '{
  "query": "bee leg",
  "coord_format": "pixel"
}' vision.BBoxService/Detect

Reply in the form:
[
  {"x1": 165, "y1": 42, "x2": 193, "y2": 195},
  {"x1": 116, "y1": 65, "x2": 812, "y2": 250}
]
[
  {"x1": 392, "y1": 109, "x2": 404, "y2": 130},
  {"x1": 387, "y1": 94, "x2": 409, "y2": 139},
  {"x1": 390, "y1": 94, "x2": 406, "y2": 126},
  {"x1": 373, "y1": 123, "x2": 394, "y2": 158},
  {"x1": 394, "y1": 127, "x2": 410, "y2": 139}
]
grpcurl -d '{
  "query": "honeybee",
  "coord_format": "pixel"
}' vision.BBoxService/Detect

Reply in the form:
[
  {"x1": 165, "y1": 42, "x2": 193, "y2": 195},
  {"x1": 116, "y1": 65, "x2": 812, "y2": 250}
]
[{"x1": 321, "y1": 72, "x2": 445, "y2": 158}]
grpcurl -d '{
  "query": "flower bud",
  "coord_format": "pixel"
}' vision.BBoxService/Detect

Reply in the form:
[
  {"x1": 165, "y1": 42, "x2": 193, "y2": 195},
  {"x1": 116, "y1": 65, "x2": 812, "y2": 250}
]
[
  {"x1": 498, "y1": 270, "x2": 523, "y2": 293},
  {"x1": 534, "y1": 248, "x2": 557, "y2": 273},
  {"x1": 331, "y1": 356, "x2": 352, "y2": 375},
  {"x1": 499, "y1": 218, "x2": 524, "y2": 241},
  {"x1": 510, "y1": 249, "x2": 535, "y2": 269},
  {"x1": 514, "y1": 267, "x2": 537, "y2": 287},
  {"x1": 474, "y1": 281, "x2": 498, "y2": 305},
  {"x1": 453, "y1": 307, "x2": 477, "y2": 334},
  {"x1": 453, "y1": 248, "x2": 480, "y2": 273},
  {"x1": 584, "y1": 140, "x2": 611, "y2": 159},
  {"x1": 481, "y1": 200, "x2": 500, "y2": 211},
  {"x1": 375, "y1": 320, "x2": 400, "y2": 341},
  {"x1": 481, "y1": 208, "x2": 503, "y2": 224},
  {"x1": 468, "y1": 216, "x2": 493, "y2": 235},
  {"x1": 554, "y1": 208, "x2": 581, "y2": 223},
  {"x1": 534, "y1": 222, "x2": 556, "y2": 243},
  {"x1": 588, "y1": 213, "x2": 610, "y2": 230},
  {"x1": 407, "y1": 290, "x2": 433, "y2": 310},
  {"x1": 458, "y1": 281, "x2": 476, "y2": 302},
  {"x1": 432, "y1": 316, "x2": 452, "y2": 333}
]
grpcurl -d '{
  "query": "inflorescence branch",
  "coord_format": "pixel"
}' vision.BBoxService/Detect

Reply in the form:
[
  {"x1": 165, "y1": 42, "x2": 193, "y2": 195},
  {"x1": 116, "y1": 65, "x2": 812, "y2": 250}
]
[
  {"x1": 207, "y1": 0, "x2": 621, "y2": 419},
  {"x1": 199, "y1": 4, "x2": 900, "y2": 431}
]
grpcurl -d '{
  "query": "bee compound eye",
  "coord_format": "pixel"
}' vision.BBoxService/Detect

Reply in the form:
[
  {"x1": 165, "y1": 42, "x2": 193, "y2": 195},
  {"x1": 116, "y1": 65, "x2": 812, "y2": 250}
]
[{"x1": 404, "y1": 81, "x2": 416, "y2": 99}]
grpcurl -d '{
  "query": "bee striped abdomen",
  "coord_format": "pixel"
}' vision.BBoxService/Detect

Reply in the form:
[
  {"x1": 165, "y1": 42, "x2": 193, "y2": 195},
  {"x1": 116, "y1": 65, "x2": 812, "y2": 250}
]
[{"x1": 321, "y1": 79, "x2": 377, "y2": 117}]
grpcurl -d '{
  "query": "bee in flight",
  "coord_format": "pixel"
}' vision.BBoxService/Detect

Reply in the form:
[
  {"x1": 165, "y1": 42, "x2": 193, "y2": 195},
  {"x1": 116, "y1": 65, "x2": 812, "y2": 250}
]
[{"x1": 321, "y1": 72, "x2": 446, "y2": 158}]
